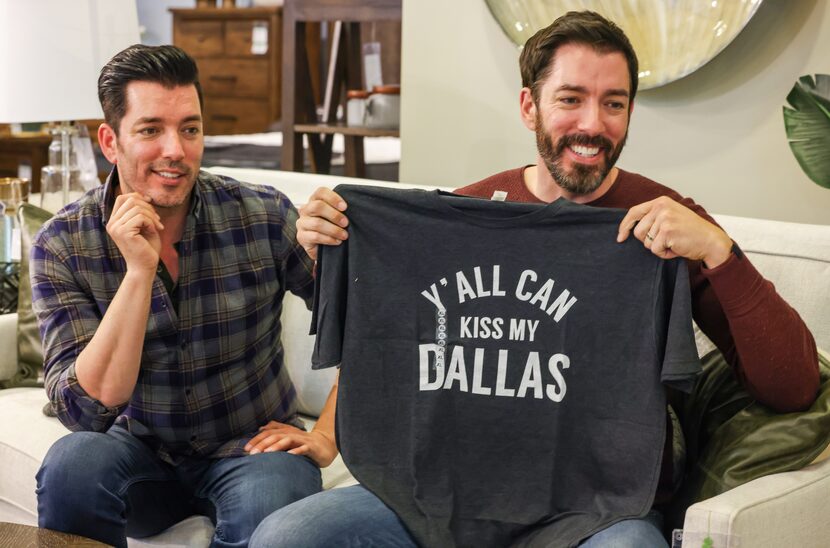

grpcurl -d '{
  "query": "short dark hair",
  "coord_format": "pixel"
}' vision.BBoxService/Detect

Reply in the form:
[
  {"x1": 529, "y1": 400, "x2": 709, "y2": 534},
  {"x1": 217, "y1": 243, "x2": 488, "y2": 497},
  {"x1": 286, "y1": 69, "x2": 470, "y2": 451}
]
[
  {"x1": 98, "y1": 44, "x2": 203, "y2": 135},
  {"x1": 519, "y1": 11, "x2": 639, "y2": 104}
]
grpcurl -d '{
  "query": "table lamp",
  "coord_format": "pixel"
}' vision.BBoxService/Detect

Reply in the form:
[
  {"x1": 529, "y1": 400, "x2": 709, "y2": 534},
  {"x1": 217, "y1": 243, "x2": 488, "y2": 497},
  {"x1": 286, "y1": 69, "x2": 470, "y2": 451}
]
[{"x1": 0, "y1": 0, "x2": 140, "y2": 208}]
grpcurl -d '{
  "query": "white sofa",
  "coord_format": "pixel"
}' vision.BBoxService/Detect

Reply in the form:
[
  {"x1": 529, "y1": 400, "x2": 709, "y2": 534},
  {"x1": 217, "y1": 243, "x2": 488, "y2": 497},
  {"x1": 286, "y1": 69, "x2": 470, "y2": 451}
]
[{"x1": 1, "y1": 166, "x2": 828, "y2": 547}]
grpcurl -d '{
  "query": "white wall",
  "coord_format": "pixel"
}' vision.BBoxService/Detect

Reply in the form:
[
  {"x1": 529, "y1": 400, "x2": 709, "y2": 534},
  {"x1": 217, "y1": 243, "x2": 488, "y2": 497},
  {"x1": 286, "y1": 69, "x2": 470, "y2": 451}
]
[
  {"x1": 400, "y1": 0, "x2": 830, "y2": 224},
  {"x1": 136, "y1": 0, "x2": 195, "y2": 46}
]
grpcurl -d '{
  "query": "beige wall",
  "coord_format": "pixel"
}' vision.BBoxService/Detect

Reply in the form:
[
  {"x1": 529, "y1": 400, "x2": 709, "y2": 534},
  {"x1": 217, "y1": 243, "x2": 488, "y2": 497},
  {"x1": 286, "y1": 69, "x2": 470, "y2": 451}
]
[{"x1": 400, "y1": 0, "x2": 830, "y2": 224}]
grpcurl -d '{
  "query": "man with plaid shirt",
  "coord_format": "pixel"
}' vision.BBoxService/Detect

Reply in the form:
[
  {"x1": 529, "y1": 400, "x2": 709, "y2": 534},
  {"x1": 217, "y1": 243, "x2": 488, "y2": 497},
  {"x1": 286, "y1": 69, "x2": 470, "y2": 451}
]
[{"x1": 31, "y1": 45, "x2": 337, "y2": 548}]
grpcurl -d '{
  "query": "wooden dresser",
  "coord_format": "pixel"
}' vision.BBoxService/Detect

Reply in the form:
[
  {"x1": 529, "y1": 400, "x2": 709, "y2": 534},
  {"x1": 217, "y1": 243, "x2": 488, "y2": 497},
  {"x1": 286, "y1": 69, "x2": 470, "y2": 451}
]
[{"x1": 170, "y1": 7, "x2": 282, "y2": 135}]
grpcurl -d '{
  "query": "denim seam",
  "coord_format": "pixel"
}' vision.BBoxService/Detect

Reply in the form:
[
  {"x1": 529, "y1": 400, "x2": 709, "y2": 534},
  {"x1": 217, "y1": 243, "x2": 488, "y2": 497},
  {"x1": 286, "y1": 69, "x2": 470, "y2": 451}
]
[{"x1": 114, "y1": 471, "x2": 179, "y2": 500}]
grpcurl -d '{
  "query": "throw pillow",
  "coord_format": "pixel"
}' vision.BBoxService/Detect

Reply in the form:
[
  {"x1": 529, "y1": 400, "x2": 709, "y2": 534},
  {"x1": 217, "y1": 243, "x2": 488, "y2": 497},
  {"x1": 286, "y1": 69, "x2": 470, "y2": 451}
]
[
  {"x1": 0, "y1": 202, "x2": 51, "y2": 389},
  {"x1": 667, "y1": 348, "x2": 830, "y2": 527}
]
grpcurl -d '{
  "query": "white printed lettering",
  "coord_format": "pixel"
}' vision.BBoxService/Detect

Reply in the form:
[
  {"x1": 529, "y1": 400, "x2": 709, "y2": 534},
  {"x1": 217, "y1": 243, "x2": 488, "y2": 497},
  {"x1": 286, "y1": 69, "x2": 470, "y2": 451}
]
[
  {"x1": 516, "y1": 352, "x2": 543, "y2": 399},
  {"x1": 492, "y1": 265, "x2": 506, "y2": 297},
  {"x1": 495, "y1": 349, "x2": 515, "y2": 397},
  {"x1": 526, "y1": 319, "x2": 539, "y2": 342},
  {"x1": 471, "y1": 347, "x2": 491, "y2": 395},
  {"x1": 515, "y1": 269, "x2": 537, "y2": 301},
  {"x1": 456, "y1": 271, "x2": 477, "y2": 304},
  {"x1": 473, "y1": 266, "x2": 491, "y2": 298},
  {"x1": 419, "y1": 344, "x2": 443, "y2": 390},
  {"x1": 420, "y1": 284, "x2": 445, "y2": 311},
  {"x1": 460, "y1": 316, "x2": 473, "y2": 338},
  {"x1": 529, "y1": 279, "x2": 555, "y2": 310},
  {"x1": 443, "y1": 346, "x2": 469, "y2": 392},
  {"x1": 546, "y1": 291, "x2": 578, "y2": 322},
  {"x1": 546, "y1": 353, "x2": 570, "y2": 402},
  {"x1": 509, "y1": 318, "x2": 525, "y2": 341}
]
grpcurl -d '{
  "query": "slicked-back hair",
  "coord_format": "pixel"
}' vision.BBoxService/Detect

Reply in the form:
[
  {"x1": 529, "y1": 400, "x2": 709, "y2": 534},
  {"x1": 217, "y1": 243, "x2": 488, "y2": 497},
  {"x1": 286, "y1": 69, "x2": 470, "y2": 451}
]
[
  {"x1": 98, "y1": 44, "x2": 203, "y2": 135},
  {"x1": 520, "y1": 11, "x2": 639, "y2": 105}
]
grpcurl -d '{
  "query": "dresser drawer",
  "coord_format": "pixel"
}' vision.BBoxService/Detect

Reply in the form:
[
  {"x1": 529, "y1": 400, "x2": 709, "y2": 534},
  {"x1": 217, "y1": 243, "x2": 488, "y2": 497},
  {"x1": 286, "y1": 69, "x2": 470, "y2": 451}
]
[
  {"x1": 171, "y1": 7, "x2": 282, "y2": 134},
  {"x1": 203, "y1": 98, "x2": 271, "y2": 135},
  {"x1": 225, "y1": 19, "x2": 275, "y2": 57},
  {"x1": 175, "y1": 20, "x2": 223, "y2": 57},
  {"x1": 199, "y1": 58, "x2": 269, "y2": 98}
]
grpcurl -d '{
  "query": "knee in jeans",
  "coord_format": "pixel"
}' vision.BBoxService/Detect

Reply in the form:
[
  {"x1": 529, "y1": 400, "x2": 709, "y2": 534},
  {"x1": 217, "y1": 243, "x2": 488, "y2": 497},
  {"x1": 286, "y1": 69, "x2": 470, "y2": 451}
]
[{"x1": 37, "y1": 431, "x2": 120, "y2": 492}]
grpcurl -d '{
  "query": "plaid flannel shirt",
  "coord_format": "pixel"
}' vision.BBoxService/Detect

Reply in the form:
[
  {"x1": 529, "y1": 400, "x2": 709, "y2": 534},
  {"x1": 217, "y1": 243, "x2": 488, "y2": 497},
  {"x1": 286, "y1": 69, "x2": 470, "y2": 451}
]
[{"x1": 30, "y1": 169, "x2": 315, "y2": 463}]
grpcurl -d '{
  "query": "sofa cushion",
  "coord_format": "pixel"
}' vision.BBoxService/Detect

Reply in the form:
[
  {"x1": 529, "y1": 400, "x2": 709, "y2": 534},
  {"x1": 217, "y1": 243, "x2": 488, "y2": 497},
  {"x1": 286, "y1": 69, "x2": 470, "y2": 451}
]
[
  {"x1": 0, "y1": 388, "x2": 68, "y2": 520},
  {"x1": 713, "y1": 214, "x2": 830, "y2": 351},
  {"x1": 126, "y1": 515, "x2": 214, "y2": 547},
  {"x1": 281, "y1": 293, "x2": 338, "y2": 417}
]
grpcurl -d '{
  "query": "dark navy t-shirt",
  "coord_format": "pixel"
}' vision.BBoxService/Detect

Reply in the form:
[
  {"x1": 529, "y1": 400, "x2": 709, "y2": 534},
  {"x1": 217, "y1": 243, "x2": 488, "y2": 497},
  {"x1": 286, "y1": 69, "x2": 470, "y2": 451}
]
[{"x1": 312, "y1": 185, "x2": 701, "y2": 548}]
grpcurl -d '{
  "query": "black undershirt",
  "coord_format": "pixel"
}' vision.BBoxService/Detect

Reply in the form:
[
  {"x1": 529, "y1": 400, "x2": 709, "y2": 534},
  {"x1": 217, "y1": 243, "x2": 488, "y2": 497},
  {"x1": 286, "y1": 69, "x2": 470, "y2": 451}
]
[{"x1": 156, "y1": 257, "x2": 179, "y2": 313}]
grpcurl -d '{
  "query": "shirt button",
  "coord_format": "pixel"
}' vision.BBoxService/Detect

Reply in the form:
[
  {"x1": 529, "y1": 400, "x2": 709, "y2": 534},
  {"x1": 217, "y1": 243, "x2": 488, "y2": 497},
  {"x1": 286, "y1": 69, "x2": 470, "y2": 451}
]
[
  {"x1": 181, "y1": 340, "x2": 188, "y2": 350},
  {"x1": 190, "y1": 435, "x2": 197, "y2": 442},
  {"x1": 185, "y1": 389, "x2": 191, "y2": 396},
  {"x1": 156, "y1": 265, "x2": 163, "y2": 273}
]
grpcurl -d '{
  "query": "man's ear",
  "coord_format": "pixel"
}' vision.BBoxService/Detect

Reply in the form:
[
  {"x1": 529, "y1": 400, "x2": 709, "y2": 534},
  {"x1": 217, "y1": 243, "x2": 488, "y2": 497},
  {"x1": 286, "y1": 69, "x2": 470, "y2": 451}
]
[
  {"x1": 519, "y1": 87, "x2": 537, "y2": 131},
  {"x1": 98, "y1": 122, "x2": 119, "y2": 164}
]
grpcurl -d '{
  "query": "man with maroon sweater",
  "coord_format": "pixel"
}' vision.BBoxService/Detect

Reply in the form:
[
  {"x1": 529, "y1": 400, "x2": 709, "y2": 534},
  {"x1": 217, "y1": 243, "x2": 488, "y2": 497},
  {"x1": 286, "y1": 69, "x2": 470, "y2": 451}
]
[{"x1": 256, "y1": 10, "x2": 819, "y2": 547}]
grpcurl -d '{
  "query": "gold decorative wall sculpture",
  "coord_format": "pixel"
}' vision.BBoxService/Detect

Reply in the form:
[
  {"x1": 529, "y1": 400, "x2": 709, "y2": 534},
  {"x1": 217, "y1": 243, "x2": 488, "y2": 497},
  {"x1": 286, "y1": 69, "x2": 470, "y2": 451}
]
[{"x1": 485, "y1": 0, "x2": 764, "y2": 90}]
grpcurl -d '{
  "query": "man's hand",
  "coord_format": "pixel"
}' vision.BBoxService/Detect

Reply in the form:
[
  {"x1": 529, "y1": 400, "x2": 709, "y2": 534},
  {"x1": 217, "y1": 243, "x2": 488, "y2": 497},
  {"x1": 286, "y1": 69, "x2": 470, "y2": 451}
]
[
  {"x1": 245, "y1": 420, "x2": 338, "y2": 468},
  {"x1": 107, "y1": 193, "x2": 163, "y2": 275},
  {"x1": 617, "y1": 196, "x2": 733, "y2": 268},
  {"x1": 296, "y1": 187, "x2": 349, "y2": 261}
]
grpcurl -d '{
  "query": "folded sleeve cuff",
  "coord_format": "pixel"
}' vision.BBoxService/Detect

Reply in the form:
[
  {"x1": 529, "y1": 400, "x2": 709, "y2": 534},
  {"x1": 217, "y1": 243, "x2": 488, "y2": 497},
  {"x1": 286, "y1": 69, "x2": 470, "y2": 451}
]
[{"x1": 58, "y1": 363, "x2": 127, "y2": 431}]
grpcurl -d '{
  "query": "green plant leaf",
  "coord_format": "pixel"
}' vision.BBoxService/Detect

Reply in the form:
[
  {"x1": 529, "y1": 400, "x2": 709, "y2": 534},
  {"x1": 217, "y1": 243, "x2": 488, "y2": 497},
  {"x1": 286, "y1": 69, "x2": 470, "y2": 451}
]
[{"x1": 783, "y1": 74, "x2": 830, "y2": 189}]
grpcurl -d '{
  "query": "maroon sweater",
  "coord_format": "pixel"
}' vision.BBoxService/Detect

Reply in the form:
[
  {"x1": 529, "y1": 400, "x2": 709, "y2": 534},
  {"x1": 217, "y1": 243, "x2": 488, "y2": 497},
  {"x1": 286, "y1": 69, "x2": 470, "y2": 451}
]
[{"x1": 458, "y1": 167, "x2": 820, "y2": 500}]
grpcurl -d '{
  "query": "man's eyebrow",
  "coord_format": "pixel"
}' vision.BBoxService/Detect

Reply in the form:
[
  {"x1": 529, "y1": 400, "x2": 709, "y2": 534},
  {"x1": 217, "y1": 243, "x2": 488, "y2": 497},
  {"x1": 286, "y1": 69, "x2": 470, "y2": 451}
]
[
  {"x1": 134, "y1": 117, "x2": 162, "y2": 125},
  {"x1": 554, "y1": 84, "x2": 630, "y2": 98},
  {"x1": 556, "y1": 84, "x2": 588, "y2": 94},
  {"x1": 132, "y1": 115, "x2": 203, "y2": 125},
  {"x1": 605, "y1": 88, "x2": 630, "y2": 98}
]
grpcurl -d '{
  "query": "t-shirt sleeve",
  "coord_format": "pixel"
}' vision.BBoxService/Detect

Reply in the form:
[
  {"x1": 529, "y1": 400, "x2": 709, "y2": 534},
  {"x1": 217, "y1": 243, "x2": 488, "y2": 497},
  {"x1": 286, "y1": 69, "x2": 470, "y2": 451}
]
[
  {"x1": 657, "y1": 259, "x2": 702, "y2": 392},
  {"x1": 310, "y1": 239, "x2": 348, "y2": 370}
]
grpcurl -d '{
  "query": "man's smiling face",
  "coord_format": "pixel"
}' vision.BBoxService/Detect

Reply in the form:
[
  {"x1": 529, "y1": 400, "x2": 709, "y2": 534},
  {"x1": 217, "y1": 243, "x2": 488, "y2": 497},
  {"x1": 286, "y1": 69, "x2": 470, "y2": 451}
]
[
  {"x1": 102, "y1": 80, "x2": 203, "y2": 212},
  {"x1": 532, "y1": 43, "x2": 631, "y2": 195}
]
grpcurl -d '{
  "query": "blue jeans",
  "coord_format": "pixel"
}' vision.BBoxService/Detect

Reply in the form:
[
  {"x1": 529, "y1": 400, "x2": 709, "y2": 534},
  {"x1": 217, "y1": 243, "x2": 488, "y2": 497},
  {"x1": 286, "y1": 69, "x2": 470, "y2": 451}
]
[
  {"x1": 250, "y1": 484, "x2": 668, "y2": 548},
  {"x1": 36, "y1": 426, "x2": 322, "y2": 548},
  {"x1": 578, "y1": 509, "x2": 666, "y2": 547}
]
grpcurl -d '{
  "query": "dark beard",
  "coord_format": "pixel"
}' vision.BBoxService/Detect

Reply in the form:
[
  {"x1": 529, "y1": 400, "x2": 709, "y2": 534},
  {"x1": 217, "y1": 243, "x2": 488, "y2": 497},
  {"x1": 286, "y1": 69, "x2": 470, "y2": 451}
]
[
  {"x1": 144, "y1": 160, "x2": 196, "y2": 208},
  {"x1": 535, "y1": 117, "x2": 627, "y2": 196}
]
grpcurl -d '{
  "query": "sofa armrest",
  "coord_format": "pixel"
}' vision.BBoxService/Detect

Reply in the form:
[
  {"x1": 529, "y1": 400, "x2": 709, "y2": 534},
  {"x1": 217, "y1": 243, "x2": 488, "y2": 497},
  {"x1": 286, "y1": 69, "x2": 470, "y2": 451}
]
[
  {"x1": 682, "y1": 457, "x2": 830, "y2": 547},
  {"x1": 0, "y1": 313, "x2": 18, "y2": 382}
]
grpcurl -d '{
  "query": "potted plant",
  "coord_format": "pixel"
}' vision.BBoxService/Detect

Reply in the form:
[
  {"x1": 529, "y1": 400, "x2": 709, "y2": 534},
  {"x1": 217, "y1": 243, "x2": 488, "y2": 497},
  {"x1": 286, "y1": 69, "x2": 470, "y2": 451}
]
[{"x1": 784, "y1": 73, "x2": 830, "y2": 189}]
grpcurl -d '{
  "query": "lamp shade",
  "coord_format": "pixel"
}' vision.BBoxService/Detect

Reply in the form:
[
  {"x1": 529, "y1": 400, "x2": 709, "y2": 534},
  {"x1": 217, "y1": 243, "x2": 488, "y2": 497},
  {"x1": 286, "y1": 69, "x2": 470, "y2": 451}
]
[{"x1": 0, "y1": 0, "x2": 140, "y2": 123}]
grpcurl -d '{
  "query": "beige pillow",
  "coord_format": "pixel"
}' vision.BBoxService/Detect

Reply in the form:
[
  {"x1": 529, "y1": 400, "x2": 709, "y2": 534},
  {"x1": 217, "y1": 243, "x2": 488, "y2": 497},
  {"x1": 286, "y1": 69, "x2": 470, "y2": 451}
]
[{"x1": 0, "y1": 203, "x2": 51, "y2": 388}]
